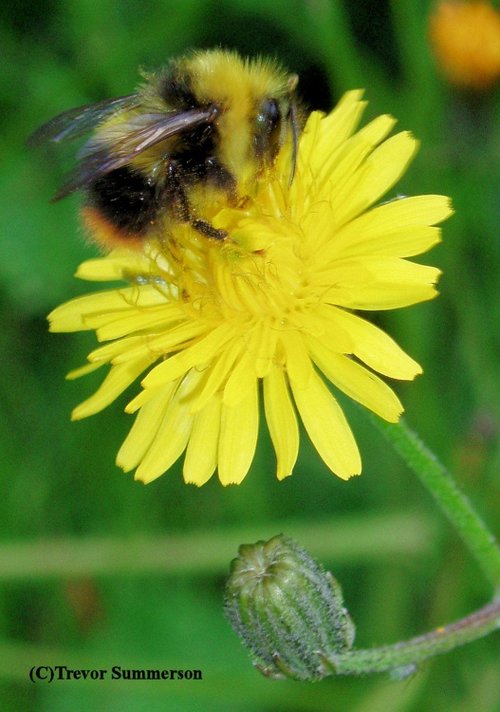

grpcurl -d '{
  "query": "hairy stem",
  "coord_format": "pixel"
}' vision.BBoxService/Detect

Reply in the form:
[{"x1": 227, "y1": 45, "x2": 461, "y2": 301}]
[
  {"x1": 368, "y1": 415, "x2": 500, "y2": 589},
  {"x1": 329, "y1": 599, "x2": 500, "y2": 675}
]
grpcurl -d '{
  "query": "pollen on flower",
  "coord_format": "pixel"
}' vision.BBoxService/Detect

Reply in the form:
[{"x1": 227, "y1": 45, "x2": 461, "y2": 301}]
[
  {"x1": 429, "y1": 1, "x2": 500, "y2": 89},
  {"x1": 48, "y1": 91, "x2": 453, "y2": 487}
]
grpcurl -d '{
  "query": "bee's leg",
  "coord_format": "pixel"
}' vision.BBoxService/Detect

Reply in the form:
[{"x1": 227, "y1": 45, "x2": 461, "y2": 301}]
[
  {"x1": 166, "y1": 160, "x2": 227, "y2": 240},
  {"x1": 191, "y1": 218, "x2": 228, "y2": 240},
  {"x1": 165, "y1": 161, "x2": 191, "y2": 223}
]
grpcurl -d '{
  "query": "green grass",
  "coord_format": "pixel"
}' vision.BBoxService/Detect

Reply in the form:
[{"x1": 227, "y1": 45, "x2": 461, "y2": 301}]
[{"x1": 1, "y1": 0, "x2": 499, "y2": 709}]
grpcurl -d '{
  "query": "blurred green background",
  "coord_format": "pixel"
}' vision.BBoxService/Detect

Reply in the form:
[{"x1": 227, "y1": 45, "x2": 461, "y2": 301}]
[{"x1": 1, "y1": 0, "x2": 499, "y2": 710}]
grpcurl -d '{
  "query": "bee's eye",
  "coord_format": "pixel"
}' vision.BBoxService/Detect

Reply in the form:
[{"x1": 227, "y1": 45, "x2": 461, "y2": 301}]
[
  {"x1": 254, "y1": 98, "x2": 283, "y2": 162},
  {"x1": 256, "y1": 99, "x2": 281, "y2": 130}
]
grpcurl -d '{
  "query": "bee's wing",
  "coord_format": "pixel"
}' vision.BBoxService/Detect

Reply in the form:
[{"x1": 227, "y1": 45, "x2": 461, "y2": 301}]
[
  {"x1": 27, "y1": 94, "x2": 140, "y2": 146},
  {"x1": 54, "y1": 106, "x2": 219, "y2": 200}
]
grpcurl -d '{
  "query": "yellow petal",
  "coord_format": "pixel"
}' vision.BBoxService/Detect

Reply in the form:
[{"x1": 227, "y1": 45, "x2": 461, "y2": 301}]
[
  {"x1": 319, "y1": 195, "x2": 451, "y2": 262},
  {"x1": 311, "y1": 92, "x2": 366, "y2": 161},
  {"x1": 330, "y1": 282, "x2": 439, "y2": 309},
  {"x1": 295, "y1": 109, "x2": 323, "y2": 163},
  {"x1": 303, "y1": 306, "x2": 354, "y2": 353},
  {"x1": 263, "y1": 365, "x2": 299, "y2": 480},
  {"x1": 290, "y1": 370, "x2": 361, "y2": 479},
  {"x1": 48, "y1": 286, "x2": 170, "y2": 332},
  {"x1": 365, "y1": 194, "x2": 453, "y2": 229},
  {"x1": 87, "y1": 336, "x2": 145, "y2": 364},
  {"x1": 308, "y1": 336, "x2": 403, "y2": 422},
  {"x1": 189, "y1": 339, "x2": 242, "y2": 413},
  {"x1": 125, "y1": 384, "x2": 163, "y2": 413},
  {"x1": 134, "y1": 382, "x2": 194, "y2": 484},
  {"x1": 141, "y1": 323, "x2": 234, "y2": 386},
  {"x1": 218, "y1": 379, "x2": 259, "y2": 485},
  {"x1": 323, "y1": 258, "x2": 441, "y2": 309},
  {"x1": 328, "y1": 307, "x2": 422, "y2": 379},
  {"x1": 307, "y1": 195, "x2": 451, "y2": 265},
  {"x1": 66, "y1": 361, "x2": 104, "y2": 380},
  {"x1": 183, "y1": 398, "x2": 221, "y2": 486},
  {"x1": 253, "y1": 321, "x2": 278, "y2": 378},
  {"x1": 321, "y1": 224, "x2": 442, "y2": 261},
  {"x1": 71, "y1": 355, "x2": 153, "y2": 420},
  {"x1": 315, "y1": 114, "x2": 397, "y2": 202},
  {"x1": 48, "y1": 292, "x2": 118, "y2": 332},
  {"x1": 331, "y1": 132, "x2": 419, "y2": 226},
  {"x1": 280, "y1": 330, "x2": 313, "y2": 387},
  {"x1": 113, "y1": 320, "x2": 207, "y2": 364},
  {"x1": 223, "y1": 347, "x2": 258, "y2": 406},
  {"x1": 236, "y1": 319, "x2": 278, "y2": 378},
  {"x1": 126, "y1": 363, "x2": 204, "y2": 413},
  {"x1": 75, "y1": 251, "x2": 152, "y2": 281},
  {"x1": 94, "y1": 306, "x2": 183, "y2": 342},
  {"x1": 116, "y1": 383, "x2": 176, "y2": 471},
  {"x1": 293, "y1": 95, "x2": 366, "y2": 203}
]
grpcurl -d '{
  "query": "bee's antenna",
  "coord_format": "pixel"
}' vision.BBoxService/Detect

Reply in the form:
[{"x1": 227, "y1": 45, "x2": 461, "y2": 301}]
[{"x1": 288, "y1": 100, "x2": 299, "y2": 186}]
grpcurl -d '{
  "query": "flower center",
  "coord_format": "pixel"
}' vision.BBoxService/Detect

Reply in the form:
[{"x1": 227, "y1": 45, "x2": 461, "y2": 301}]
[{"x1": 152, "y1": 189, "x2": 311, "y2": 328}]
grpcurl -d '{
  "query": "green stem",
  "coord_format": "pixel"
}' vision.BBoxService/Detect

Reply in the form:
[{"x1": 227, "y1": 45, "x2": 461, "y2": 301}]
[
  {"x1": 329, "y1": 599, "x2": 500, "y2": 676},
  {"x1": 367, "y1": 414, "x2": 500, "y2": 589}
]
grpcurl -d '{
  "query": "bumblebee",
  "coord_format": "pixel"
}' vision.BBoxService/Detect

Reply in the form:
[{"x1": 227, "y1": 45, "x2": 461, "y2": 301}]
[{"x1": 30, "y1": 49, "x2": 301, "y2": 249}]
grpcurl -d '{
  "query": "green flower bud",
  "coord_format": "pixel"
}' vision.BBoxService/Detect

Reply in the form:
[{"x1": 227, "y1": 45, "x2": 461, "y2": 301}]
[{"x1": 224, "y1": 535, "x2": 355, "y2": 680}]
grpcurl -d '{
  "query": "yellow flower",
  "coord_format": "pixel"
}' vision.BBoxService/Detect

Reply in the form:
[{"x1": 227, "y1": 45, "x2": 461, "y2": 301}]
[
  {"x1": 49, "y1": 91, "x2": 452, "y2": 486},
  {"x1": 429, "y1": 1, "x2": 500, "y2": 89}
]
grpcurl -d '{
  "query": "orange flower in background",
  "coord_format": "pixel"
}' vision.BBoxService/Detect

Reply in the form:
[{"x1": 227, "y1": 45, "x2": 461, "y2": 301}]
[{"x1": 429, "y1": 1, "x2": 500, "y2": 89}]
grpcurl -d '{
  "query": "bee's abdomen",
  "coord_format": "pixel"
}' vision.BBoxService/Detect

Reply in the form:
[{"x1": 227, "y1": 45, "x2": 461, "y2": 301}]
[{"x1": 86, "y1": 166, "x2": 158, "y2": 235}]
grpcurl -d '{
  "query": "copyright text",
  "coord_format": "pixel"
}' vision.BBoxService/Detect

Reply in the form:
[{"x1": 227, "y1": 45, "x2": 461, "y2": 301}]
[{"x1": 29, "y1": 665, "x2": 203, "y2": 682}]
